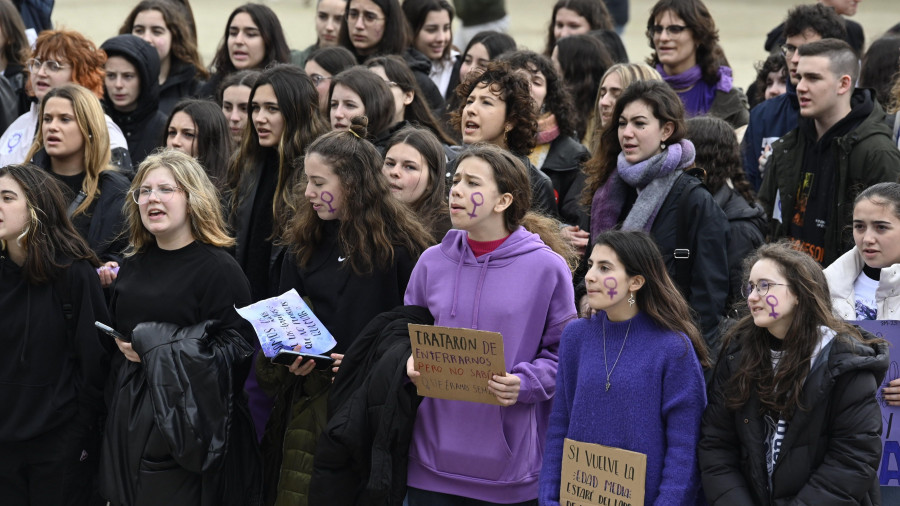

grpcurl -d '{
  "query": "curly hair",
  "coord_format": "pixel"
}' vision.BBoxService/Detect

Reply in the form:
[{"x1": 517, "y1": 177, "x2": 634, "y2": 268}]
[
  {"x1": 499, "y1": 50, "x2": 577, "y2": 137},
  {"x1": 450, "y1": 61, "x2": 537, "y2": 156},
  {"x1": 445, "y1": 30, "x2": 517, "y2": 119},
  {"x1": 119, "y1": 0, "x2": 209, "y2": 80},
  {"x1": 0, "y1": 0, "x2": 29, "y2": 68},
  {"x1": 209, "y1": 4, "x2": 291, "y2": 75},
  {"x1": 283, "y1": 116, "x2": 432, "y2": 275},
  {"x1": 555, "y1": 34, "x2": 613, "y2": 139},
  {"x1": 750, "y1": 53, "x2": 787, "y2": 107},
  {"x1": 686, "y1": 116, "x2": 756, "y2": 205},
  {"x1": 544, "y1": 0, "x2": 613, "y2": 56},
  {"x1": 30, "y1": 30, "x2": 107, "y2": 98},
  {"x1": 645, "y1": 0, "x2": 729, "y2": 85}
]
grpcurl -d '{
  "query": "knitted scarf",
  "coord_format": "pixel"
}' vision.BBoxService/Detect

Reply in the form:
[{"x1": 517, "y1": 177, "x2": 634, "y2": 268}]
[
  {"x1": 590, "y1": 139, "x2": 696, "y2": 237},
  {"x1": 656, "y1": 64, "x2": 734, "y2": 117},
  {"x1": 535, "y1": 112, "x2": 560, "y2": 145}
]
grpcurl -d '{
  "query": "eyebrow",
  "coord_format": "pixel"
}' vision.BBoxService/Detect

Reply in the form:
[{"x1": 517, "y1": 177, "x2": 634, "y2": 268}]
[{"x1": 0, "y1": 189, "x2": 18, "y2": 197}]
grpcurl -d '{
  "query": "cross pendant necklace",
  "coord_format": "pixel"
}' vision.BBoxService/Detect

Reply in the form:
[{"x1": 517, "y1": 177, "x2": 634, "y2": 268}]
[{"x1": 602, "y1": 318, "x2": 631, "y2": 393}]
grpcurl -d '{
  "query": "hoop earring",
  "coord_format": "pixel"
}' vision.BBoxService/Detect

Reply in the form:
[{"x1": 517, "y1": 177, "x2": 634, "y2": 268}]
[{"x1": 628, "y1": 291, "x2": 635, "y2": 307}]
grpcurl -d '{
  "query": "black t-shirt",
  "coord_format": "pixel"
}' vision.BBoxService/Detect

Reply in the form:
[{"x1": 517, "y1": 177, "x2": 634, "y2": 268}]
[{"x1": 243, "y1": 160, "x2": 279, "y2": 302}]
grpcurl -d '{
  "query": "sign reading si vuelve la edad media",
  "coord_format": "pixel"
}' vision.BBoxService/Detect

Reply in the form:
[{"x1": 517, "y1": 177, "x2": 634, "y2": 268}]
[
  {"x1": 408, "y1": 324, "x2": 506, "y2": 405},
  {"x1": 560, "y1": 438, "x2": 646, "y2": 506}
]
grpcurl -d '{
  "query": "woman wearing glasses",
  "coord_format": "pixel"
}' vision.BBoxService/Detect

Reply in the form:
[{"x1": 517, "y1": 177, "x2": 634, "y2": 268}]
[
  {"x1": 304, "y1": 46, "x2": 356, "y2": 119},
  {"x1": 99, "y1": 150, "x2": 261, "y2": 506},
  {"x1": 699, "y1": 243, "x2": 887, "y2": 505},
  {"x1": 0, "y1": 29, "x2": 131, "y2": 170},
  {"x1": 645, "y1": 0, "x2": 748, "y2": 130},
  {"x1": 24, "y1": 84, "x2": 130, "y2": 287}
]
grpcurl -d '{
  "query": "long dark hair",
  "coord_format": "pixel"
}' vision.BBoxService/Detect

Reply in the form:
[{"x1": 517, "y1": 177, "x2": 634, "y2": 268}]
[
  {"x1": 365, "y1": 55, "x2": 456, "y2": 144},
  {"x1": 499, "y1": 50, "x2": 577, "y2": 137},
  {"x1": 544, "y1": 0, "x2": 613, "y2": 56},
  {"x1": 119, "y1": 0, "x2": 208, "y2": 79},
  {"x1": 338, "y1": 0, "x2": 410, "y2": 61},
  {"x1": 307, "y1": 45, "x2": 357, "y2": 76},
  {"x1": 645, "y1": 0, "x2": 729, "y2": 84},
  {"x1": 0, "y1": 164, "x2": 99, "y2": 283},
  {"x1": 164, "y1": 99, "x2": 232, "y2": 193},
  {"x1": 402, "y1": 0, "x2": 455, "y2": 61},
  {"x1": 860, "y1": 35, "x2": 900, "y2": 109},
  {"x1": 592, "y1": 230, "x2": 709, "y2": 367},
  {"x1": 0, "y1": 0, "x2": 29, "y2": 68},
  {"x1": 553, "y1": 34, "x2": 612, "y2": 139},
  {"x1": 723, "y1": 243, "x2": 870, "y2": 419},
  {"x1": 383, "y1": 125, "x2": 448, "y2": 236},
  {"x1": 209, "y1": 3, "x2": 291, "y2": 75},
  {"x1": 328, "y1": 66, "x2": 396, "y2": 140},
  {"x1": 284, "y1": 116, "x2": 432, "y2": 274},
  {"x1": 686, "y1": 116, "x2": 755, "y2": 205}
]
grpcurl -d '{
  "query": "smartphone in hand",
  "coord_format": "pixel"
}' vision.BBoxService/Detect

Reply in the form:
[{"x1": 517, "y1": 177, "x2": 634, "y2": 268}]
[
  {"x1": 95, "y1": 321, "x2": 129, "y2": 342},
  {"x1": 271, "y1": 350, "x2": 335, "y2": 369}
]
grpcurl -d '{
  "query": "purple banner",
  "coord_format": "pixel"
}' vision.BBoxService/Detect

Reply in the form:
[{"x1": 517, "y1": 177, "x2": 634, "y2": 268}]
[{"x1": 854, "y1": 320, "x2": 900, "y2": 487}]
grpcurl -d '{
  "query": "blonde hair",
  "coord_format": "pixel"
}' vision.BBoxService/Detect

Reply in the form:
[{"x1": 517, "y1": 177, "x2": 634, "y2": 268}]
[
  {"x1": 589, "y1": 63, "x2": 663, "y2": 151},
  {"x1": 123, "y1": 150, "x2": 234, "y2": 256},
  {"x1": 26, "y1": 84, "x2": 113, "y2": 217}
]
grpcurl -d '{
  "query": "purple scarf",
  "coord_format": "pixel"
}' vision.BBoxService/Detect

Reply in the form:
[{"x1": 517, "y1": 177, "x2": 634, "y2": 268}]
[
  {"x1": 657, "y1": 64, "x2": 734, "y2": 117},
  {"x1": 590, "y1": 139, "x2": 696, "y2": 237}
]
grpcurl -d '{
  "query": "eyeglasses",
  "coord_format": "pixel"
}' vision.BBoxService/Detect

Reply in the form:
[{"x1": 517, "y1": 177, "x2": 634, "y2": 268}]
[
  {"x1": 132, "y1": 186, "x2": 183, "y2": 205},
  {"x1": 27, "y1": 58, "x2": 69, "y2": 74},
  {"x1": 741, "y1": 280, "x2": 789, "y2": 298},
  {"x1": 347, "y1": 9, "x2": 384, "y2": 24},
  {"x1": 310, "y1": 74, "x2": 332, "y2": 86},
  {"x1": 649, "y1": 24, "x2": 688, "y2": 36},
  {"x1": 780, "y1": 44, "x2": 798, "y2": 57}
]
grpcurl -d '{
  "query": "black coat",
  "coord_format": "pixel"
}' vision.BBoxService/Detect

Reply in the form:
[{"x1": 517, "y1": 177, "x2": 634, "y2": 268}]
[
  {"x1": 712, "y1": 185, "x2": 766, "y2": 306},
  {"x1": 158, "y1": 61, "x2": 203, "y2": 117},
  {"x1": 310, "y1": 305, "x2": 434, "y2": 505},
  {"x1": 699, "y1": 332, "x2": 888, "y2": 506},
  {"x1": 541, "y1": 135, "x2": 590, "y2": 229}
]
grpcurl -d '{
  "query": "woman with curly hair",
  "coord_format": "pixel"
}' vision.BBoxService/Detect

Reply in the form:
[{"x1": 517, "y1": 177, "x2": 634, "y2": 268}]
[
  {"x1": 258, "y1": 116, "x2": 432, "y2": 505},
  {"x1": 0, "y1": 29, "x2": 131, "y2": 170},
  {"x1": 451, "y1": 60, "x2": 557, "y2": 218},
  {"x1": 0, "y1": 0, "x2": 30, "y2": 132},
  {"x1": 645, "y1": 0, "x2": 748, "y2": 129},
  {"x1": 119, "y1": 0, "x2": 208, "y2": 115},
  {"x1": 749, "y1": 53, "x2": 787, "y2": 108},
  {"x1": 543, "y1": 0, "x2": 614, "y2": 56}
]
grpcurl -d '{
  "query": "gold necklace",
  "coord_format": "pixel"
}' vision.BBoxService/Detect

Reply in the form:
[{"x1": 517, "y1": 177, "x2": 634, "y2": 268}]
[{"x1": 602, "y1": 318, "x2": 631, "y2": 392}]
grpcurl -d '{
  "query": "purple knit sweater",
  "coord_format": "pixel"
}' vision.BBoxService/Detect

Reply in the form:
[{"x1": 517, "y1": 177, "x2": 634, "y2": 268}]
[{"x1": 539, "y1": 311, "x2": 707, "y2": 505}]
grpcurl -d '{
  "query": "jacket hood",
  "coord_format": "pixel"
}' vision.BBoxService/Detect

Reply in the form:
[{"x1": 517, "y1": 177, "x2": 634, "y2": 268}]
[
  {"x1": 713, "y1": 184, "x2": 767, "y2": 221},
  {"x1": 829, "y1": 330, "x2": 889, "y2": 385},
  {"x1": 404, "y1": 48, "x2": 432, "y2": 74},
  {"x1": 100, "y1": 35, "x2": 161, "y2": 122}
]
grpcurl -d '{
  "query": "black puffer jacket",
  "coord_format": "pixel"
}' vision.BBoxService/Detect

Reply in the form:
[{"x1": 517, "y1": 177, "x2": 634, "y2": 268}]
[
  {"x1": 310, "y1": 305, "x2": 433, "y2": 505},
  {"x1": 713, "y1": 185, "x2": 766, "y2": 306},
  {"x1": 403, "y1": 48, "x2": 445, "y2": 115},
  {"x1": 100, "y1": 35, "x2": 167, "y2": 169},
  {"x1": 699, "y1": 331, "x2": 888, "y2": 506},
  {"x1": 540, "y1": 135, "x2": 590, "y2": 229}
]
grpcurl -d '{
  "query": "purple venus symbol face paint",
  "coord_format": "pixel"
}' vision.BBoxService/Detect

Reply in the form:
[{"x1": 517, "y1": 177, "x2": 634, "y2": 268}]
[
  {"x1": 320, "y1": 191, "x2": 336, "y2": 213},
  {"x1": 468, "y1": 192, "x2": 484, "y2": 218},
  {"x1": 766, "y1": 295, "x2": 779, "y2": 318},
  {"x1": 603, "y1": 277, "x2": 618, "y2": 299}
]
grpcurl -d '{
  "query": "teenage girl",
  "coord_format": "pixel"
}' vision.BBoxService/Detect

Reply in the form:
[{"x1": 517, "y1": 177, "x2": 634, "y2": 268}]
[
  {"x1": 164, "y1": 98, "x2": 232, "y2": 194},
  {"x1": 216, "y1": 69, "x2": 260, "y2": 145}
]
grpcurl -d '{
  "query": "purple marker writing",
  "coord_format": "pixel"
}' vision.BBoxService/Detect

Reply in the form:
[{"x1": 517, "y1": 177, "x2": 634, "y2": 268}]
[
  {"x1": 766, "y1": 295, "x2": 779, "y2": 319},
  {"x1": 603, "y1": 277, "x2": 618, "y2": 299},
  {"x1": 320, "y1": 191, "x2": 336, "y2": 213},
  {"x1": 468, "y1": 192, "x2": 484, "y2": 218}
]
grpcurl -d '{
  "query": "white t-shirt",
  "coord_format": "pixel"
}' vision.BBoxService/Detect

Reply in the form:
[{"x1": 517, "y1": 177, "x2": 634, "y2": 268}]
[{"x1": 853, "y1": 270, "x2": 879, "y2": 320}]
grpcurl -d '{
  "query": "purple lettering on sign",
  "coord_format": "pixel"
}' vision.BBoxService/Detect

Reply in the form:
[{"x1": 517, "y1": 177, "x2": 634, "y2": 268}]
[
  {"x1": 468, "y1": 192, "x2": 484, "y2": 218},
  {"x1": 603, "y1": 277, "x2": 618, "y2": 299},
  {"x1": 321, "y1": 191, "x2": 336, "y2": 213},
  {"x1": 766, "y1": 295, "x2": 779, "y2": 319}
]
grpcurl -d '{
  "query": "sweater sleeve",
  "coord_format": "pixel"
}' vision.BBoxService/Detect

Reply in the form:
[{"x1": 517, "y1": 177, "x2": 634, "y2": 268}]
[
  {"x1": 654, "y1": 337, "x2": 707, "y2": 506},
  {"x1": 537, "y1": 324, "x2": 577, "y2": 506}
]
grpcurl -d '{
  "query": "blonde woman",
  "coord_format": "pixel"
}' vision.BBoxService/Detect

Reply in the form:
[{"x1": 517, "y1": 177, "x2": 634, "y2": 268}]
[
  {"x1": 99, "y1": 150, "x2": 260, "y2": 505},
  {"x1": 25, "y1": 84, "x2": 130, "y2": 286}
]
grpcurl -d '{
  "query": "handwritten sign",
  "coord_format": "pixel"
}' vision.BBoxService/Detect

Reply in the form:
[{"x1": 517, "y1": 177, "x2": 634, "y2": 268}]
[
  {"x1": 408, "y1": 324, "x2": 506, "y2": 405},
  {"x1": 560, "y1": 438, "x2": 646, "y2": 506},
  {"x1": 855, "y1": 320, "x2": 900, "y2": 487},
  {"x1": 236, "y1": 289, "x2": 337, "y2": 358}
]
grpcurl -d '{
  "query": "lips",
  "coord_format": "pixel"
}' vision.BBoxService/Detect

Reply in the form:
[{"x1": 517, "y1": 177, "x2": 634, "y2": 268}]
[
  {"x1": 798, "y1": 97, "x2": 811, "y2": 107},
  {"x1": 147, "y1": 208, "x2": 166, "y2": 220},
  {"x1": 463, "y1": 120, "x2": 479, "y2": 135},
  {"x1": 333, "y1": 122, "x2": 347, "y2": 130}
]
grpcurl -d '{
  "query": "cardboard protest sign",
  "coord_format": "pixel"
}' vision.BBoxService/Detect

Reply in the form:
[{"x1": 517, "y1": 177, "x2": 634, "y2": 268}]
[
  {"x1": 855, "y1": 320, "x2": 900, "y2": 487},
  {"x1": 560, "y1": 438, "x2": 646, "y2": 506},
  {"x1": 408, "y1": 324, "x2": 506, "y2": 405},
  {"x1": 236, "y1": 289, "x2": 336, "y2": 357}
]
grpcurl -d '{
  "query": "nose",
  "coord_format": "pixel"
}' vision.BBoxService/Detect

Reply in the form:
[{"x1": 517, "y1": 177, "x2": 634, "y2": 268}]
[
  {"x1": 304, "y1": 181, "x2": 316, "y2": 199},
  {"x1": 35, "y1": 63, "x2": 49, "y2": 77},
  {"x1": 138, "y1": 33, "x2": 154, "y2": 46},
  {"x1": 354, "y1": 16, "x2": 366, "y2": 30},
  {"x1": 228, "y1": 108, "x2": 241, "y2": 123},
  {"x1": 147, "y1": 189, "x2": 162, "y2": 203}
]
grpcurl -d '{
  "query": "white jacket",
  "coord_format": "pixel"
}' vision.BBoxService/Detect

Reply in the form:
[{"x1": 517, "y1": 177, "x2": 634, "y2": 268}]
[{"x1": 824, "y1": 248, "x2": 900, "y2": 320}]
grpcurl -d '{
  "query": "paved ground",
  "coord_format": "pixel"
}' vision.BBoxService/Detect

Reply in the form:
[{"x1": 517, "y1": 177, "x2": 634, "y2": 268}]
[{"x1": 53, "y1": 0, "x2": 900, "y2": 90}]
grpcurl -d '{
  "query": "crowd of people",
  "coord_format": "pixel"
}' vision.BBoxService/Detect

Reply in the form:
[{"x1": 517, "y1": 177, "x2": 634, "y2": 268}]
[{"x1": 1, "y1": 0, "x2": 900, "y2": 504}]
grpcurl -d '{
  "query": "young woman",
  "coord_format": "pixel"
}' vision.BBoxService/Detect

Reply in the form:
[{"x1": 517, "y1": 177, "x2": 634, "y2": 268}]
[
  {"x1": 0, "y1": 163, "x2": 109, "y2": 505},
  {"x1": 99, "y1": 150, "x2": 260, "y2": 506},
  {"x1": 200, "y1": 4, "x2": 291, "y2": 100},
  {"x1": 552, "y1": 34, "x2": 612, "y2": 142},
  {"x1": 402, "y1": 0, "x2": 458, "y2": 98},
  {"x1": 445, "y1": 30, "x2": 516, "y2": 122},
  {"x1": 501, "y1": 50, "x2": 590, "y2": 254},
  {"x1": 584, "y1": 79, "x2": 729, "y2": 357},
  {"x1": 404, "y1": 144, "x2": 577, "y2": 505},
  {"x1": 304, "y1": 46, "x2": 356, "y2": 118},
  {"x1": 382, "y1": 125, "x2": 451, "y2": 242},
  {"x1": 749, "y1": 53, "x2": 787, "y2": 108},
  {"x1": 0, "y1": 0, "x2": 30, "y2": 133},
  {"x1": 687, "y1": 116, "x2": 765, "y2": 306},
  {"x1": 860, "y1": 35, "x2": 900, "y2": 111},
  {"x1": 100, "y1": 34, "x2": 167, "y2": 169},
  {"x1": 646, "y1": 0, "x2": 748, "y2": 129},
  {"x1": 365, "y1": 55, "x2": 456, "y2": 145},
  {"x1": 543, "y1": 0, "x2": 614, "y2": 56},
  {"x1": 291, "y1": 0, "x2": 347, "y2": 67},
  {"x1": 164, "y1": 98, "x2": 232, "y2": 194},
  {"x1": 591, "y1": 62, "x2": 661, "y2": 151},
  {"x1": 217, "y1": 69, "x2": 260, "y2": 145},
  {"x1": 24, "y1": 84, "x2": 130, "y2": 286},
  {"x1": 338, "y1": 0, "x2": 444, "y2": 111},
  {"x1": 258, "y1": 116, "x2": 432, "y2": 505},
  {"x1": 0, "y1": 29, "x2": 131, "y2": 171},
  {"x1": 328, "y1": 66, "x2": 395, "y2": 145},
  {"x1": 119, "y1": 0, "x2": 208, "y2": 115},
  {"x1": 451, "y1": 61, "x2": 557, "y2": 217},
  {"x1": 699, "y1": 243, "x2": 887, "y2": 505},
  {"x1": 539, "y1": 230, "x2": 709, "y2": 505}
]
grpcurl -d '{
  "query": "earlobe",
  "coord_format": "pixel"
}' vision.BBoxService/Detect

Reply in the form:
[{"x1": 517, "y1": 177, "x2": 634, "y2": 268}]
[
  {"x1": 629, "y1": 275, "x2": 645, "y2": 293},
  {"x1": 493, "y1": 192, "x2": 513, "y2": 213},
  {"x1": 661, "y1": 122, "x2": 674, "y2": 142},
  {"x1": 404, "y1": 91, "x2": 415, "y2": 106}
]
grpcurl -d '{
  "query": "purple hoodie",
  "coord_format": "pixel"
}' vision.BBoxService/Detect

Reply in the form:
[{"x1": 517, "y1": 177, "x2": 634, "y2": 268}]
[{"x1": 404, "y1": 227, "x2": 577, "y2": 502}]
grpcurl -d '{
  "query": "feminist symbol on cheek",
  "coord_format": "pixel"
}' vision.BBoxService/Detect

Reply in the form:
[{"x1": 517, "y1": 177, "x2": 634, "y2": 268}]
[
  {"x1": 320, "y1": 191, "x2": 336, "y2": 213},
  {"x1": 603, "y1": 277, "x2": 618, "y2": 300},
  {"x1": 766, "y1": 295, "x2": 779, "y2": 319},
  {"x1": 468, "y1": 192, "x2": 484, "y2": 218}
]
